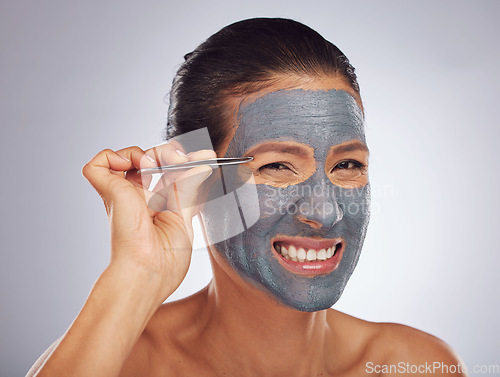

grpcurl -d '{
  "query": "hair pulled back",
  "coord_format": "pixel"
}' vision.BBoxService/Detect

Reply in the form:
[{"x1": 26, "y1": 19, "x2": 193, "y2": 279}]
[{"x1": 165, "y1": 18, "x2": 360, "y2": 153}]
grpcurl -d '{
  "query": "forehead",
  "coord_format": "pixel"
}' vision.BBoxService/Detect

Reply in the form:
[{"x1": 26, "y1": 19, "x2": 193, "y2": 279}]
[{"x1": 225, "y1": 89, "x2": 366, "y2": 157}]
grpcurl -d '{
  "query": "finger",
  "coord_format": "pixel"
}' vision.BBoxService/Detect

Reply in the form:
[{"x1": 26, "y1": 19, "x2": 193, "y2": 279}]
[
  {"x1": 145, "y1": 148, "x2": 216, "y2": 213},
  {"x1": 82, "y1": 149, "x2": 133, "y2": 198},
  {"x1": 145, "y1": 173, "x2": 173, "y2": 212},
  {"x1": 152, "y1": 148, "x2": 217, "y2": 187},
  {"x1": 82, "y1": 147, "x2": 157, "y2": 208},
  {"x1": 145, "y1": 140, "x2": 188, "y2": 167},
  {"x1": 125, "y1": 168, "x2": 150, "y2": 189},
  {"x1": 146, "y1": 190, "x2": 168, "y2": 213},
  {"x1": 116, "y1": 145, "x2": 157, "y2": 172},
  {"x1": 186, "y1": 149, "x2": 217, "y2": 162},
  {"x1": 147, "y1": 148, "x2": 216, "y2": 197},
  {"x1": 161, "y1": 165, "x2": 213, "y2": 239},
  {"x1": 140, "y1": 142, "x2": 189, "y2": 189},
  {"x1": 113, "y1": 146, "x2": 157, "y2": 189}
]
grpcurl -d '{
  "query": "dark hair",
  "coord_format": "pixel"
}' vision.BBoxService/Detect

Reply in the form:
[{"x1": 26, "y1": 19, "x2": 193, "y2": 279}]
[{"x1": 165, "y1": 17, "x2": 360, "y2": 153}]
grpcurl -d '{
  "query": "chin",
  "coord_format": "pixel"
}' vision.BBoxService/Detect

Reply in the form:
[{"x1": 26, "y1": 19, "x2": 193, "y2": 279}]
[
  {"x1": 282, "y1": 296, "x2": 341, "y2": 312},
  {"x1": 249, "y1": 271, "x2": 349, "y2": 312}
]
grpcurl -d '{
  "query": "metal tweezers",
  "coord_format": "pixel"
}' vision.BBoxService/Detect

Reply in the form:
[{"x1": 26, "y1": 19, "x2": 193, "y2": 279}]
[{"x1": 137, "y1": 157, "x2": 253, "y2": 174}]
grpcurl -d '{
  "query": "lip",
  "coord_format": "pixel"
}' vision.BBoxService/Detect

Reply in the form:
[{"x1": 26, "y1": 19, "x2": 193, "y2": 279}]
[{"x1": 270, "y1": 236, "x2": 345, "y2": 276}]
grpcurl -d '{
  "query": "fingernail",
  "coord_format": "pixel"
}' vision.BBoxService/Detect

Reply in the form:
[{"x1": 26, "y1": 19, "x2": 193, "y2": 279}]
[
  {"x1": 120, "y1": 155, "x2": 130, "y2": 162},
  {"x1": 146, "y1": 155, "x2": 156, "y2": 163},
  {"x1": 176, "y1": 150, "x2": 187, "y2": 157},
  {"x1": 202, "y1": 169, "x2": 213, "y2": 182}
]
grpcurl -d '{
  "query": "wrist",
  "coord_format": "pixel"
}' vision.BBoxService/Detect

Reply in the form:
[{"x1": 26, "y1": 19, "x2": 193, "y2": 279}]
[{"x1": 101, "y1": 261, "x2": 167, "y2": 317}]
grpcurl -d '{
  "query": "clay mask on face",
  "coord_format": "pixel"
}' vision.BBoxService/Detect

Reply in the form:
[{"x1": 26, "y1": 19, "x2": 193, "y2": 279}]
[{"x1": 202, "y1": 89, "x2": 370, "y2": 311}]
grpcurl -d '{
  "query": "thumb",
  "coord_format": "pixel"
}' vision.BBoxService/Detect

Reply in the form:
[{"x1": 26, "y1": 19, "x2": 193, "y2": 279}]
[{"x1": 157, "y1": 165, "x2": 213, "y2": 240}]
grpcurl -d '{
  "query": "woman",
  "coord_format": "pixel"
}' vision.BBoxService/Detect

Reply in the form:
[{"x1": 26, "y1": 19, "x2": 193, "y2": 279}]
[{"x1": 28, "y1": 18, "x2": 465, "y2": 376}]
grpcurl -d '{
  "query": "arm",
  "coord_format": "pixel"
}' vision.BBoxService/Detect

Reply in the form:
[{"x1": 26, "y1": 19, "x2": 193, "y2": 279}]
[
  {"x1": 27, "y1": 144, "x2": 215, "y2": 377},
  {"x1": 27, "y1": 264, "x2": 162, "y2": 377}
]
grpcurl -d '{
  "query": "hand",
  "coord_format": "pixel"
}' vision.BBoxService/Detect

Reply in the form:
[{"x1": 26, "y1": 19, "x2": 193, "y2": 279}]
[{"x1": 82, "y1": 141, "x2": 215, "y2": 303}]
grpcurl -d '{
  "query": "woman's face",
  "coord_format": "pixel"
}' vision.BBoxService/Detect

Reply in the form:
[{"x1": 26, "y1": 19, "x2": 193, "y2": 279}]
[{"x1": 200, "y1": 81, "x2": 370, "y2": 311}]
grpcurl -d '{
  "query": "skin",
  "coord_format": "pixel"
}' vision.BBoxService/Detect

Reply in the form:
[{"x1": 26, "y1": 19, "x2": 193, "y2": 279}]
[
  {"x1": 201, "y1": 88, "x2": 370, "y2": 311},
  {"x1": 28, "y1": 76, "x2": 467, "y2": 377}
]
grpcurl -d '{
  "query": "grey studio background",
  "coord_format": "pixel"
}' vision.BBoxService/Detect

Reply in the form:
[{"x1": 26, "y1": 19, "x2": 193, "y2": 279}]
[{"x1": 1, "y1": 0, "x2": 499, "y2": 375}]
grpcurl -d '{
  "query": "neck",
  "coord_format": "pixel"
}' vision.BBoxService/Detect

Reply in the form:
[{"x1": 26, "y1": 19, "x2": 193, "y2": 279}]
[{"x1": 195, "y1": 255, "x2": 334, "y2": 376}]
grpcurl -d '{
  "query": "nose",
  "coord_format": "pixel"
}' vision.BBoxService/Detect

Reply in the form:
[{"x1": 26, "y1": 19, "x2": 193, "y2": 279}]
[{"x1": 295, "y1": 179, "x2": 343, "y2": 229}]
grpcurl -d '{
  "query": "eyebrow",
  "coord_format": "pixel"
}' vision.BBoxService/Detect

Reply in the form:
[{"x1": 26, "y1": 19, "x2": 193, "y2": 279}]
[
  {"x1": 246, "y1": 142, "x2": 310, "y2": 157},
  {"x1": 330, "y1": 141, "x2": 369, "y2": 154}
]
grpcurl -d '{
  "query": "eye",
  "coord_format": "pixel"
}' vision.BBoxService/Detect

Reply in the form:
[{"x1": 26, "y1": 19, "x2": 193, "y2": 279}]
[
  {"x1": 331, "y1": 160, "x2": 367, "y2": 173},
  {"x1": 334, "y1": 160, "x2": 365, "y2": 170},
  {"x1": 258, "y1": 162, "x2": 294, "y2": 172}
]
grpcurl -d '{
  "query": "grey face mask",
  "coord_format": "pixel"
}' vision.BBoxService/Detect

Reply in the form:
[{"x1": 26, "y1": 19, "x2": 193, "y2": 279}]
[{"x1": 201, "y1": 89, "x2": 370, "y2": 311}]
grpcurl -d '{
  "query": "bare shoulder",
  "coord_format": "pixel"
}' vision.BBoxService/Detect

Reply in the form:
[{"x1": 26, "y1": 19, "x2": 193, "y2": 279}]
[
  {"x1": 326, "y1": 311, "x2": 466, "y2": 376},
  {"x1": 373, "y1": 322, "x2": 467, "y2": 376}
]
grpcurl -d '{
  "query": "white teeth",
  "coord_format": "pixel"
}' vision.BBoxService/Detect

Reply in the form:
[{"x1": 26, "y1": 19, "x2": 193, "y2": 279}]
[
  {"x1": 281, "y1": 246, "x2": 288, "y2": 257},
  {"x1": 276, "y1": 243, "x2": 340, "y2": 262},
  {"x1": 306, "y1": 249, "x2": 317, "y2": 261},
  {"x1": 317, "y1": 249, "x2": 327, "y2": 260},
  {"x1": 297, "y1": 248, "x2": 306, "y2": 262}
]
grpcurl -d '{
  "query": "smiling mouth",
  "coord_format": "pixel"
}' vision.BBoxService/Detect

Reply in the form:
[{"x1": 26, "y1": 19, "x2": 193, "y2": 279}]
[
  {"x1": 273, "y1": 240, "x2": 341, "y2": 262},
  {"x1": 271, "y1": 237, "x2": 344, "y2": 275}
]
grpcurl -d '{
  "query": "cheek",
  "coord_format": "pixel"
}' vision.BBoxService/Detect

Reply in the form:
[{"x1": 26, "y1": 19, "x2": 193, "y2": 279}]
[
  {"x1": 201, "y1": 167, "x2": 261, "y2": 245},
  {"x1": 254, "y1": 185, "x2": 297, "y2": 224},
  {"x1": 336, "y1": 185, "x2": 371, "y2": 237}
]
